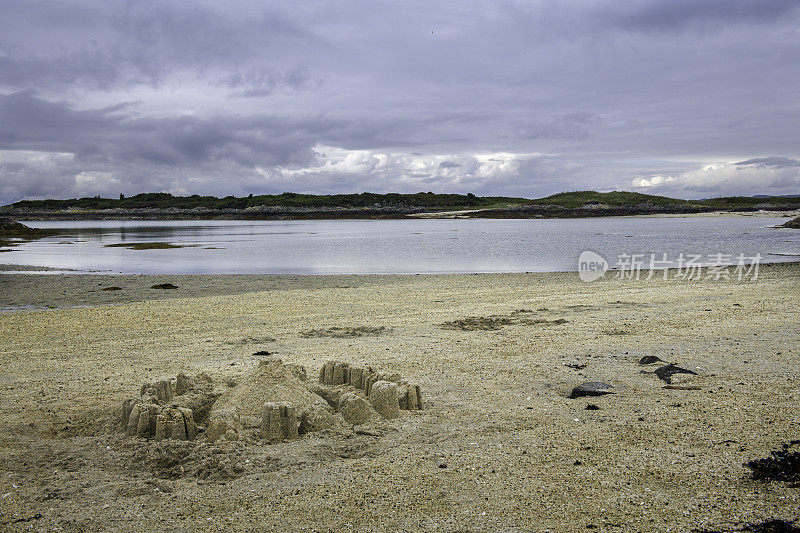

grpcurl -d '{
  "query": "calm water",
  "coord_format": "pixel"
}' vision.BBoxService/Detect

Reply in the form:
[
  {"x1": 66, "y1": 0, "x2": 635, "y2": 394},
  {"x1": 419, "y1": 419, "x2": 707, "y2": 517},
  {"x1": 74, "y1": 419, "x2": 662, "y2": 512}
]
[{"x1": 2, "y1": 217, "x2": 798, "y2": 274}]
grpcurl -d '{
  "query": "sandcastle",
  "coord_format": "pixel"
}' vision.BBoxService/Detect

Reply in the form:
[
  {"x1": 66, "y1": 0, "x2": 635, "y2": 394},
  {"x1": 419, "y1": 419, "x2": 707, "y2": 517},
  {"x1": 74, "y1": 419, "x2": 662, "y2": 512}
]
[
  {"x1": 121, "y1": 372, "x2": 218, "y2": 440},
  {"x1": 317, "y1": 360, "x2": 423, "y2": 412},
  {"x1": 204, "y1": 358, "x2": 332, "y2": 443},
  {"x1": 120, "y1": 358, "x2": 423, "y2": 444}
]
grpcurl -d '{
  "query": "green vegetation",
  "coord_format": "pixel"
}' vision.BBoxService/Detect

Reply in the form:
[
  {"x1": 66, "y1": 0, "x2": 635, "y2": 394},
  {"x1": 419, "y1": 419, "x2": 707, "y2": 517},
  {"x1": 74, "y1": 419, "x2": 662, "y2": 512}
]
[
  {"x1": 0, "y1": 217, "x2": 60, "y2": 237},
  {"x1": 7, "y1": 192, "x2": 529, "y2": 211},
  {"x1": 698, "y1": 195, "x2": 800, "y2": 209},
  {"x1": 104, "y1": 242, "x2": 194, "y2": 250},
  {"x1": 5, "y1": 191, "x2": 800, "y2": 213},
  {"x1": 530, "y1": 191, "x2": 693, "y2": 208},
  {"x1": 531, "y1": 191, "x2": 800, "y2": 209}
]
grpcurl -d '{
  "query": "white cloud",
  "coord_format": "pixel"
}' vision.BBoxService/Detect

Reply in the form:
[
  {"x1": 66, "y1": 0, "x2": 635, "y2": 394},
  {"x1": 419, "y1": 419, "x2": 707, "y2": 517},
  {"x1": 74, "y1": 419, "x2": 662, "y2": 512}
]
[
  {"x1": 633, "y1": 175, "x2": 674, "y2": 188},
  {"x1": 266, "y1": 145, "x2": 550, "y2": 192},
  {"x1": 74, "y1": 171, "x2": 119, "y2": 195},
  {"x1": 632, "y1": 160, "x2": 800, "y2": 197}
]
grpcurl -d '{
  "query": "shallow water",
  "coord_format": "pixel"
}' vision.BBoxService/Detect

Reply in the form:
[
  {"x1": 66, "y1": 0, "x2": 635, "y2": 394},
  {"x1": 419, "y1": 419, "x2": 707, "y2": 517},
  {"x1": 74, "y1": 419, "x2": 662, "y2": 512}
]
[{"x1": 2, "y1": 217, "x2": 798, "y2": 274}]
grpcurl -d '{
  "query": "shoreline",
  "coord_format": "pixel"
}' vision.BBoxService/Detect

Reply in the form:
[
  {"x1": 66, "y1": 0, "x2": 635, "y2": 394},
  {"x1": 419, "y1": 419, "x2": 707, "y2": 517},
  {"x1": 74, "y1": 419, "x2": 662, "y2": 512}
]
[
  {"x1": 2, "y1": 261, "x2": 799, "y2": 312},
  {"x1": 5, "y1": 207, "x2": 800, "y2": 222}
]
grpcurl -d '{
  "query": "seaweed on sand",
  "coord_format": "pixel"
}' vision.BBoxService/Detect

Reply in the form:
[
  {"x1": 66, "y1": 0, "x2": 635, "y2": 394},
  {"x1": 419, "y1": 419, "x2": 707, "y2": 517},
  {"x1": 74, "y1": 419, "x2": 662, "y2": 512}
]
[
  {"x1": 300, "y1": 326, "x2": 390, "y2": 338},
  {"x1": 440, "y1": 310, "x2": 568, "y2": 331},
  {"x1": 746, "y1": 441, "x2": 800, "y2": 486},
  {"x1": 697, "y1": 519, "x2": 800, "y2": 533}
]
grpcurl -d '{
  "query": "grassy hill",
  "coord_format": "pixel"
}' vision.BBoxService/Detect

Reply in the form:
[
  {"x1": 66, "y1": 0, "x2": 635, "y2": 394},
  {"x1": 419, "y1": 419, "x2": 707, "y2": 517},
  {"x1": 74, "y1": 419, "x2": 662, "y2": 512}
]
[
  {"x1": 4, "y1": 190, "x2": 800, "y2": 214},
  {"x1": 6, "y1": 192, "x2": 530, "y2": 211},
  {"x1": 694, "y1": 195, "x2": 800, "y2": 209},
  {"x1": 530, "y1": 191, "x2": 693, "y2": 209}
]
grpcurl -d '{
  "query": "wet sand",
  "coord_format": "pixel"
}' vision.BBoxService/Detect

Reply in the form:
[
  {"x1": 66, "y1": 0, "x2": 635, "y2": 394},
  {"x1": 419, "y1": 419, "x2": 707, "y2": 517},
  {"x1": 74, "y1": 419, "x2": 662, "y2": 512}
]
[{"x1": 0, "y1": 264, "x2": 799, "y2": 531}]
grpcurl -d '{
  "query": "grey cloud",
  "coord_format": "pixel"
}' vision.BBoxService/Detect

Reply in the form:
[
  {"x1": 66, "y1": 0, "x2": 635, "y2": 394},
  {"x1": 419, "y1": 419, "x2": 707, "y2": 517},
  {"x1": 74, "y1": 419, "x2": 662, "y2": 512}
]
[
  {"x1": 222, "y1": 69, "x2": 315, "y2": 98},
  {"x1": 518, "y1": 113, "x2": 599, "y2": 141},
  {"x1": 438, "y1": 161, "x2": 461, "y2": 169},
  {"x1": 0, "y1": 91, "x2": 327, "y2": 167},
  {"x1": 1, "y1": 1, "x2": 799, "y2": 203},
  {"x1": 603, "y1": 0, "x2": 800, "y2": 32},
  {"x1": 735, "y1": 157, "x2": 800, "y2": 168},
  {"x1": 0, "y1": 1, "x2": 319, "y2": 91}
]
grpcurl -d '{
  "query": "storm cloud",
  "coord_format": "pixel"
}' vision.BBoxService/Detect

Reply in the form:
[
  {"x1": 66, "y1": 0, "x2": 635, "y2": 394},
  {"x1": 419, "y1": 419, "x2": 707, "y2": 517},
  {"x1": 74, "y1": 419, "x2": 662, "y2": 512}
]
[{"x1": 1, "y1": 0, "x2": 798, "y2": 203}]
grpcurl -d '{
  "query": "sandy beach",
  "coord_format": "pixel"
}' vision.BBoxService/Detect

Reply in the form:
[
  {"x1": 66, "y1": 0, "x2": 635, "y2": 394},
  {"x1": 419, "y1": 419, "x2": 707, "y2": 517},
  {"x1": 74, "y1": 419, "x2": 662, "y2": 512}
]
[{"x1": 1, "y1": 264, "x2": 799, "y2": 531}]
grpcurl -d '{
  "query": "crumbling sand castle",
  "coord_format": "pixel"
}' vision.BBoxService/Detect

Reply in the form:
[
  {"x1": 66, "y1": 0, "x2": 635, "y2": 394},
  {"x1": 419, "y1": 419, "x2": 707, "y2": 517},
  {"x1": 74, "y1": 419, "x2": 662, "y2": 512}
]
[
  {"x1": 317, "y1": 360, "x2": 422, "y2": 411},
  {"x1": 120, "y1": 358, "x2": 422, "y2": 445},
  {"x1": 205, "y1": 358, "x2": 333, "y2": 443},
  {"x1": 121, "y1": 372, "x2": 218, "y2": 440}
]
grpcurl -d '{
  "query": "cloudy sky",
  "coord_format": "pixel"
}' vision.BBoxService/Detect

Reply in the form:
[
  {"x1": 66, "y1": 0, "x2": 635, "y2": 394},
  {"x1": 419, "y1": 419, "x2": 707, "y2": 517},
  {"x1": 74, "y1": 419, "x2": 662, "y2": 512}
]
[{"x1": 1, "y1": 0, "x2": 799, "y2": 203}]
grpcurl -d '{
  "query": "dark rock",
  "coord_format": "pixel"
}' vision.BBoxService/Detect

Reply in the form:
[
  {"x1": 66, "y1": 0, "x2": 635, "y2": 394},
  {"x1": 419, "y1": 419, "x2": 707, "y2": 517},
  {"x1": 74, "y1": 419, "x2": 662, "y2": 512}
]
[
  {"x1": 781, "y1": 216, "x2": 800, "y2": 229},
  {"x1": 638, "y1": 355, "x2": 665, "y2": 365},
  {"x1": 0, "y1": 218, "x2": 59, "y2": 238},
  {"x1": 585, "y1": 404, "x2": 600, "y2": 410},
  {"x1": 568, "y1": 382, "x2": 615, "y2": 399},
  {"x1": 654, "y1": 364, "x2": 697, "y2": 384},
  {"x1": 0, "y1": 218, "x2": 34, "y2": 233},
  {"x1": 151, "y1": 283, "x2": 179, "y2": 290}
]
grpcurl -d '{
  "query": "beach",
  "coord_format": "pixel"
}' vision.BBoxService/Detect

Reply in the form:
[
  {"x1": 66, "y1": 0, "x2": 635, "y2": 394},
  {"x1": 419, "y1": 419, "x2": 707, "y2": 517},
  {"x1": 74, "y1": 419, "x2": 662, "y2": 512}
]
[{"x1": 1, "y1": 264, "x2": 799, "y2": 531}]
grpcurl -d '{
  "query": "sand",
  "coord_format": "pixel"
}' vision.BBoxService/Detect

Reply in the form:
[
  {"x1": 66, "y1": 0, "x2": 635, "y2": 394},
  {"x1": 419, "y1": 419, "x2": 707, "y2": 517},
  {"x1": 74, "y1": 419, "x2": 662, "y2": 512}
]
[{"x1": 0, "y1": 264, "x2": 799, "y2": 531}]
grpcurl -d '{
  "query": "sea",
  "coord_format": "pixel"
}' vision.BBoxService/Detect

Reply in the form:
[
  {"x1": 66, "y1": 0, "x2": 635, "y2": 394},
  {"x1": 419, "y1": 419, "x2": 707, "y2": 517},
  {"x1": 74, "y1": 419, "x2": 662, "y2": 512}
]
[{"x1": 2, "y1": 217, "x2": 798, "y2": 274}]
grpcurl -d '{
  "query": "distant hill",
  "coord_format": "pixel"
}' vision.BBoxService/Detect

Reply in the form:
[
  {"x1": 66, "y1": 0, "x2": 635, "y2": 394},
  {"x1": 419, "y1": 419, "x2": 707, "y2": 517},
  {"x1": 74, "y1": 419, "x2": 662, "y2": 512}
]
[
  {"x1": 529, "y1": 191, "x2": 693, "y2": 209},
  {"x1": 4, "y1": 192, "x2": 530, "y2": 211},
  {"x1": 695, "y1": 195, "x2": 800, "y2": 208},
  {"x1": 2, "y1": 191, "x2": 799, "y2": 220}
]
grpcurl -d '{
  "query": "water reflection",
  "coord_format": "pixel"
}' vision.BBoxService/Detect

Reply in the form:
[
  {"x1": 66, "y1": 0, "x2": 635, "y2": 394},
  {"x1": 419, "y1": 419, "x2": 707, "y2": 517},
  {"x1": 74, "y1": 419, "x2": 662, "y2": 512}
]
[{"x1": 2, "y1": 218, "x2": 797, "y2": 274}]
